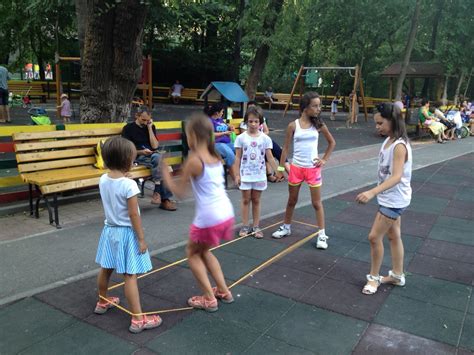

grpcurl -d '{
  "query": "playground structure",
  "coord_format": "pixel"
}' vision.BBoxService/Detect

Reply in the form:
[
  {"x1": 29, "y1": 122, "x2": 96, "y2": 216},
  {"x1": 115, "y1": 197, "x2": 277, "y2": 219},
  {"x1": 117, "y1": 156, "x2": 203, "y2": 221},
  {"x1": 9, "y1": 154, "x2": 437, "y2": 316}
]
[
  {"x1": 284, "y1": 65, "x2": 368, "y2": 124},
  {"x1": 54, "y1": 55, "x2": 153, "y2": 118}
]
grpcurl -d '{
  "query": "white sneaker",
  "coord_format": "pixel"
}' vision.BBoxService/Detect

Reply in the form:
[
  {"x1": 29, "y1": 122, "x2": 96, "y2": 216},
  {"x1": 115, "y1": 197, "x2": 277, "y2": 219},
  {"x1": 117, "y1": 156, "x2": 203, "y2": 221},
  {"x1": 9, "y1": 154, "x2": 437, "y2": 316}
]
[
  {"x1": 272, "y1": 226, "x2": 291, "y2": 239},
  {"x1": 316, "y1": 234, "x2": 329, "y2": 249}
]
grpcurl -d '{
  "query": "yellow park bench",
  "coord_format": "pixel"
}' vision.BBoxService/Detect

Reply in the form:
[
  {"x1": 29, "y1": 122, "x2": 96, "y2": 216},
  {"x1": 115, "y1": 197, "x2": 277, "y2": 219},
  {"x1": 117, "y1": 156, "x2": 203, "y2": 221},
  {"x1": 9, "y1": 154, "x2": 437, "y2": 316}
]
[
  {"x1": 13, "y1": 128, "x2": 153, "y2": 228},
  {"x1": 8, "y1": 82, "x2": 47, "y2": 102}
]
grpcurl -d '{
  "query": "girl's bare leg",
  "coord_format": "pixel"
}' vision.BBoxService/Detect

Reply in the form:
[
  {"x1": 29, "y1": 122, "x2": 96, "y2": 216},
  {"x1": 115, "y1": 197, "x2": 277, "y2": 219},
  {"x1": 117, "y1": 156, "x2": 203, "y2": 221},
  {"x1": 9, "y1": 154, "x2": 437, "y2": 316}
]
[
  {"x1": 250, "y1": 190, "x2": 262, "y2": 227},
  {"x1": 284, "y1": 184, "x2": 302, "y2": 224},
  {"x1": 309, "y1": 186, "x2": 325, "y2": 229},
  {"x1": 124, "y1": 274, "x2": 143, "y2": 321},
  {"x1": 186, "y1": 241, "x2": 214, "y2": 299}
]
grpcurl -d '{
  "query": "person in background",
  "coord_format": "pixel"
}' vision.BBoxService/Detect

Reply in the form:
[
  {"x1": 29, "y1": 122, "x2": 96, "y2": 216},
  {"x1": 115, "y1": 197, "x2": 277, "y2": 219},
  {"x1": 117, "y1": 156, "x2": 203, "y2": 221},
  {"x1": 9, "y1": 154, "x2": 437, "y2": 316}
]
[
  {"x1": 122, "y1": 106, "x2": 177, "y2": 211},
  {"x1": 264, "y1": 86, "x2": 276, "y2": 109},
  {"x1": 0, "y1": 64, "x2": 11, "y2": 123},
  {"x1": 57, "y1": 93, "x2": 72, "y2": 123},
  {"x1": 170, "y1": 80, "x2": 184, "y2": 104}
]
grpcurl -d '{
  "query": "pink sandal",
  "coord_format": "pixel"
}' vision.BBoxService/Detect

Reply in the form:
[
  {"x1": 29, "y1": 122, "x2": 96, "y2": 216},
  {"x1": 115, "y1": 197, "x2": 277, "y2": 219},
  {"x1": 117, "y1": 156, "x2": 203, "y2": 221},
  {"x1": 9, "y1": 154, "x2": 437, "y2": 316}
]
[
  {"x1": 94, "y1": 296, "x2": 120, "y2": 314},
  {"x1": 212, "y1": 287, "x2": 234, "y2": 304},
  {"x1": 129, "y1": 315, "x2": 162, "y2": 334},
  {"x1": 187, "y1": 295, "x2": 218, "y2": 312}
]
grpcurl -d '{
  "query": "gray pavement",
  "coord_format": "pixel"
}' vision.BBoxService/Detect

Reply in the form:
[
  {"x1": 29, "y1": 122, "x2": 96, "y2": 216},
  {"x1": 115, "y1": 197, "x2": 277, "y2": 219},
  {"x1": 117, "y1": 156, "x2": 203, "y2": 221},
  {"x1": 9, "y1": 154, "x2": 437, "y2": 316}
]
[{"x1": 1, "y1": 137, "x2": 472, "y2": 306}]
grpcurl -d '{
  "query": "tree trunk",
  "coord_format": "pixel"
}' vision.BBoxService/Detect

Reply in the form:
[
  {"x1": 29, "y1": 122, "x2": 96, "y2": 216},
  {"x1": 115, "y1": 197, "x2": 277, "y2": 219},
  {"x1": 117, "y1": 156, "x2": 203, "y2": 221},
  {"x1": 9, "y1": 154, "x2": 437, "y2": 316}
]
[
  {"x1": 231, "y1": 0, "x2": 245, "y2": 82},
  {"x1": 394, "y1": 0, "x2": 421, "y2": 101},
  {"x1": 245, "y1": 0, "x2": 284, "y2": 99},
  {"x1": 75, "y1": 0, "x2": 89, "y2": 59},
  {"x1": 463, "y1": 68, "x2": 473, "y2": 98},
  {"x1": 441, "y1": 76, "x2": 448, "y2": 106},
  {"x1": 454, "y1": 69, "x2": 466, "y2": 106},
  {"x1": 421, "y1": 0, "x2": 443, "y2": 97},
  {"x1": 80, "y1": 0, "x2": 147, "y2": 123}
]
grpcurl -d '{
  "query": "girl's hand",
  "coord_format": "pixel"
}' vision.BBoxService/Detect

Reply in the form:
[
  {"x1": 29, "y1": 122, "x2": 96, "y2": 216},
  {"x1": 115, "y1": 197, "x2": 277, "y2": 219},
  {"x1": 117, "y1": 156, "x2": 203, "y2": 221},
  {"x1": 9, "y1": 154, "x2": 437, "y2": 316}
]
[
  {"x1": 275, "y1": 171, "x2": 284, "y2": 181},
  {"x1": 313, "y1": 157, "x2": 326, "y2": 167},
  {"x1": 138, "y1": 240, "x2": 148, "y2": 254},
  {"x1": 235, "y1": 175, "x2": 241, "y2": 186},
  {"x1": 356, "y1": 190, "x2": 375, "y2": 204}
]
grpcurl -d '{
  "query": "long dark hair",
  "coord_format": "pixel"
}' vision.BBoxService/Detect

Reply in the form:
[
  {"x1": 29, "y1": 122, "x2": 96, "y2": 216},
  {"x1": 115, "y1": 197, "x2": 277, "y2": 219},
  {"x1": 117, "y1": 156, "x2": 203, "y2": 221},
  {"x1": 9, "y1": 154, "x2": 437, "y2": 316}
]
[
  {"x1": 300, "y1": 91, "x2": 324, "y2": 129},
  {"x1": 377, "y1": 102, "x2": 408, "y2": 142},
  {"x1": 186, "y1": 113, "x2": 220, "y2": 160}
]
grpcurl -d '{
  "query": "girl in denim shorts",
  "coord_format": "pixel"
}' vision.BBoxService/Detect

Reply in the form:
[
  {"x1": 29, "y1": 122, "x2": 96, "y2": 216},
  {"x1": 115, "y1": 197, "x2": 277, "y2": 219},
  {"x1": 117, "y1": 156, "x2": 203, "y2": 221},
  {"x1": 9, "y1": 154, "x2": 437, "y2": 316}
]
[{"x1": 356, "y1": 102, "x2": 412, "y2": 295}]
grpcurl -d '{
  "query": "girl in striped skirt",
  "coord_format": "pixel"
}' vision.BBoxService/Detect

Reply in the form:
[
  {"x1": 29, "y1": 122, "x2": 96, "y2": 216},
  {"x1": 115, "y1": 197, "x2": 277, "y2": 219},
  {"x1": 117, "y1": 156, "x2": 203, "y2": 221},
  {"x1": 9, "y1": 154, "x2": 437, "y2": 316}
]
[{"x1": 94, "y1": 136, "x2": 162, "y2": 333}]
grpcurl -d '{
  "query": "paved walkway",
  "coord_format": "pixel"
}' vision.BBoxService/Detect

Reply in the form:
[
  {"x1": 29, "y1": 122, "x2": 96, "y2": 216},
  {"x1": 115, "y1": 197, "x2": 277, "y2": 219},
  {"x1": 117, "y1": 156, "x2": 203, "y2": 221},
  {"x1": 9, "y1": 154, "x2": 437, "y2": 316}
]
[
  {"x1": 0, "y1": 134, "x2": 472, "y2": 353},
  {"x1": 1, "y1": 152, "x2": 472, "y2": 354}
]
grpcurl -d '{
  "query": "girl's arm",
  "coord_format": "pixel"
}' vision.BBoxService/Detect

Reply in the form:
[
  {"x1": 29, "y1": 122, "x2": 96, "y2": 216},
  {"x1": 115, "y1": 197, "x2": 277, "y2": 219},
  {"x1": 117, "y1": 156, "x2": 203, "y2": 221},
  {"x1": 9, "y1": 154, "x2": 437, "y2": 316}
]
[
  {"x1": 161, "y1": 153, "x2": 202, "y2": 199},
  {"x1": 127, "y1": 195, "x2": 147, "y2": 253},
  {"x1": 356, "y1": 144, "x2": 407, "y2": 204},
  {"x1": 262, "y1": 122, "x2": 270, "y2": 135},
  {"x1": 233, "y1": 147, "x2": 242, "y2": 185},
  {"x1": 279, "y1": 122, "x2": 295, "y2": 167},
  {"x1": 265, "y1": 149, "x2": 283, "y2": 180},
  {"x1": 316, "y1": 125, "x2": 336, "y2": 166}
]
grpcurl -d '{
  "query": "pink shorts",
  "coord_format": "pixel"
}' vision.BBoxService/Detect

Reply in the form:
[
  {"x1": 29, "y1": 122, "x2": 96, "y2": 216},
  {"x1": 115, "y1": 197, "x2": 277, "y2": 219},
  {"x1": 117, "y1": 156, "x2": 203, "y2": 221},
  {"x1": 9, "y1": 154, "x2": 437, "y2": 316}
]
[
  {"x1": 189, "y1": 217, "x2": 235, "y2": 247},
  {"x1": 288, "y1": 164, "x2": 322, "y2": 187}
]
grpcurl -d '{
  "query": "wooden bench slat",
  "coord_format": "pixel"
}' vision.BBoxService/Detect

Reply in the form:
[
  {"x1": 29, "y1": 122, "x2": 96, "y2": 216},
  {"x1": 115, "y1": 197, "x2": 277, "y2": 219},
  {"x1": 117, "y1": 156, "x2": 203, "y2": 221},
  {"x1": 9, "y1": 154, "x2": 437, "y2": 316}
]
[
  {"x1": 13, "y1": 128, "x2": 123, "y2": 141},
  {"x1": 16, "y1": 148, "x2": 95, "y2": 163},
  {"x1": 15, "y1": 137, "x2": 112, "y2": 152},
  {"x1": 18, "y1": 157, "x2": 97, "y2": 173},
  {"x1": 22, "y1": 164, "x2": 149, "y2": 185}
]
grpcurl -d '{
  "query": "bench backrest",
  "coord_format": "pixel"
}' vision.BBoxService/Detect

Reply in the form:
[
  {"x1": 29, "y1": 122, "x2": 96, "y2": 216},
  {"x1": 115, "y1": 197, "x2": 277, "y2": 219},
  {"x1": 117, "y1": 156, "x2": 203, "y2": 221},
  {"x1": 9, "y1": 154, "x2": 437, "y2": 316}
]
[
  {"x1": 13, "y1": 128, "x2": 123, "y2": 174},
  {"x1": 8, "y1": 82, "x2": 45, "y2": 94}
]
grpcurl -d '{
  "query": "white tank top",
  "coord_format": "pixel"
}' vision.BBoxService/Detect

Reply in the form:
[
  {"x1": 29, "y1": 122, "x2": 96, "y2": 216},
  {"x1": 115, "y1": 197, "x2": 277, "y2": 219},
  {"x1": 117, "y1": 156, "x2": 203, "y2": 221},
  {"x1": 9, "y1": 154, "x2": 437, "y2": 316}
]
[
  {"x1": 292, "y1": 119, "x2": 319, "y2": 168},
  {"x1": 377, "y1": 137, "x2": 412, "y2": 208},
  {"x1": 190, "y1": 161, "x2": 234, "y2": 228}
]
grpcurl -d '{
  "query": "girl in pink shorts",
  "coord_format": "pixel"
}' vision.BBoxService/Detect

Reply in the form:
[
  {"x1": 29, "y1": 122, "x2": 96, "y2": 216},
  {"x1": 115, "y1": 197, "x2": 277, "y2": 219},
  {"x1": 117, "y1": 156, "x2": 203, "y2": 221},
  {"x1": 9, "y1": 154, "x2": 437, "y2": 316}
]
[
  {"x1": 272, "y1": 92, "x2": 336, "y2": 250},
  {"x1": 161, "y1": 113, "x2": 234, "y2": 312}
]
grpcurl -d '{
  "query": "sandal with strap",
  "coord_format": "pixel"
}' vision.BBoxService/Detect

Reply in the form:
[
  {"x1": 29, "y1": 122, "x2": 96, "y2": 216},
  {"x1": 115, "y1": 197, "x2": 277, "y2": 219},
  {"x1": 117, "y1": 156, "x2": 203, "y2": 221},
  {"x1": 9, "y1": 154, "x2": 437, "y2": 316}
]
[
  {"x1": 212, "y1": 287, "x2": 234, "y2": 304},
  {"x1": 362, "y1": 274, "x2": 381, "y2": 295},
  {"x1": 188, "y1": 295, "x2": 218, "y2": 312},
  {"x1": 252, "y1": 226, "x2": 264, "y2": 239},
  {"x1": 129, "y1": 314, "x2": 162, "y2": 334},
  {"x1": 239, "y1": 226, "x2": 250, "y2": 237},
  {"x1": 381, "y1": 270, "x2": 406, "y2": 287},
  {"x1": 94, "y1": 296, "x2": 120, "y2": 314}
]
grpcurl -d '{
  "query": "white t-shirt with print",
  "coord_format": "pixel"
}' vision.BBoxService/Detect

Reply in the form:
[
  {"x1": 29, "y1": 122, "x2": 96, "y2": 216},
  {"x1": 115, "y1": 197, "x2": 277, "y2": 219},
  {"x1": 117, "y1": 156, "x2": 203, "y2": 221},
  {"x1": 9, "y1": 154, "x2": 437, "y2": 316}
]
[
  {"x1": 99, "y1": 174, "x2": 140, "y2": 227},
  {"x1": 234, "y1": 132, "x2": 272, "y2": 182}
]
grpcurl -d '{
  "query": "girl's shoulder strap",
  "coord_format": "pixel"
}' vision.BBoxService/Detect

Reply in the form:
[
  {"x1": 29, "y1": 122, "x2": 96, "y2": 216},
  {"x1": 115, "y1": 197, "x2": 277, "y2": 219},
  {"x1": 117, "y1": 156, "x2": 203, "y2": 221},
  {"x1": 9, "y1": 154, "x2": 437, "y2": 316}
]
[{"x1": 294, "y1": 118, "x2": 300, "y2": 129}]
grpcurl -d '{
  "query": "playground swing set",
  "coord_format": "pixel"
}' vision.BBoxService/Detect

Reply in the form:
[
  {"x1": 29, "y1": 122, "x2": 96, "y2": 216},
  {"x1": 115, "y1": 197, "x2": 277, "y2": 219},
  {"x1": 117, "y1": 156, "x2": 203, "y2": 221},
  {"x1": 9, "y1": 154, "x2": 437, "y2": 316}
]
[
  {"x1": 54, "y1": 55, "x2": 154, "y2": 119},
  {"x1": 283, "y1": 64, "x2": 369, "y2": 124}
]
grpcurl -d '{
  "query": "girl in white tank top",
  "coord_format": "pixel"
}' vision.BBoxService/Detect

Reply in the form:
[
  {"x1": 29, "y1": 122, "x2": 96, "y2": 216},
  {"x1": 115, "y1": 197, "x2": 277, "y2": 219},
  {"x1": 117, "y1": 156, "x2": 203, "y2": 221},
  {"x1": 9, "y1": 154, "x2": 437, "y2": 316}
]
[
  {"x1": 161, "y1": 113, "x2": 234, "y2": 312},
  {"x1": 356, "y1": 103, "x2": 412, "y2": 295},
  {"x1": 272, "y1": 92, "x2": 336, "y2": 250}
]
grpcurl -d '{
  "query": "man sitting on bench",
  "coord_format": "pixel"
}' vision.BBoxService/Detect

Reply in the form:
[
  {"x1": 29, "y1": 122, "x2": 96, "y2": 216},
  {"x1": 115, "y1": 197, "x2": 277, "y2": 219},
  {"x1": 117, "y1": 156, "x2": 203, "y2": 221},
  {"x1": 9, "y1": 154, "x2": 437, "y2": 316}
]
[{"x1": 122, "y1": 106, "x2": 177, "y2": 211}]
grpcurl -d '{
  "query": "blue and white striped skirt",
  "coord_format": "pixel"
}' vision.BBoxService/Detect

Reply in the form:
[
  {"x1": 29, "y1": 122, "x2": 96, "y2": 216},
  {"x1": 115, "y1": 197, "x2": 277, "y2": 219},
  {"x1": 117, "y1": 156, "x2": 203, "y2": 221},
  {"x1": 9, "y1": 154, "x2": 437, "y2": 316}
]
[{"x1": 95, "y1": 225, "x2": 152, "y2": 274}]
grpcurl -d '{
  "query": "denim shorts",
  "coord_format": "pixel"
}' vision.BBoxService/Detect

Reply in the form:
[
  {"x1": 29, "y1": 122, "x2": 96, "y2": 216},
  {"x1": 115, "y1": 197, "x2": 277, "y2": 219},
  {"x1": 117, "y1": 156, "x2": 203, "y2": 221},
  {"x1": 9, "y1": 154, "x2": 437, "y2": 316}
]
[{"x1": 379, "y1": 205, "x2": 406, "y2": 220}]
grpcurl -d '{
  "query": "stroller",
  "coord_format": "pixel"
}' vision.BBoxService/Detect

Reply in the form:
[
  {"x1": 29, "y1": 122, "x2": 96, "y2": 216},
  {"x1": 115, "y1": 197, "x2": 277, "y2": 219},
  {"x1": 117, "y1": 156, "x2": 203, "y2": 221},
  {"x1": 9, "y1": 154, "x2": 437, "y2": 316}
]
[
  {"x1": 8, "y1": 87, "x2": 32, "y2": 108},
  {"x1": 29, "y1": 107, "x2": 51, "y2": 125}
]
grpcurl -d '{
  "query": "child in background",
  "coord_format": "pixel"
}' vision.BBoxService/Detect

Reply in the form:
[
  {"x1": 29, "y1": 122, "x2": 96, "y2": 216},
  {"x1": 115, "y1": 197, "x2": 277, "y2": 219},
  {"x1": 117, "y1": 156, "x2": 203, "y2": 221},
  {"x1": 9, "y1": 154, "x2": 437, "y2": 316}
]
[
  {"x1": 94, "y1": 136, "x2": 162, "y2": 333},
  {"x1": 57, "y1": 93, "x2": 72, "y2": 123},
  {"x1": 234, "y1": 106, "x2": 283, "y2": 238},
  {"x1": 272, "y1": 92, "x2": 336, "y2": 249},
  {"x1": 161, "y1": 113, "x2": 234, "y2": 312},
  {"x1": 356, "y1": 103, "x2": 412, "y2": 295},
  {"x1": 330, "y1": 94, "x2": 341, "y2": 121}
]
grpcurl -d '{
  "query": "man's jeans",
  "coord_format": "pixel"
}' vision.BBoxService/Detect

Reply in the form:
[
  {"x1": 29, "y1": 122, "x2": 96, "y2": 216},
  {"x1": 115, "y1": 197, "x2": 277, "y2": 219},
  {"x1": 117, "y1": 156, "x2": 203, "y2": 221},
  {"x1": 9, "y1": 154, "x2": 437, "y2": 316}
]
[
  {"x1": 135, "y1": 153, "x2": 172, "y2": 200},
  {"x1": 215, "y1": 142, "x2": 235, "y2": 167}
]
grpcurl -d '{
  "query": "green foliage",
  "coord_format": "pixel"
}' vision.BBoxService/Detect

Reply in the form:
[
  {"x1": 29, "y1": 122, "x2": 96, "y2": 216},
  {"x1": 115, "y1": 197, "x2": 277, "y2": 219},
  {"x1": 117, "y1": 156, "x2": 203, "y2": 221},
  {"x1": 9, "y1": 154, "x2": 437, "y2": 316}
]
[{"x1": 1, "y1": 0, "x2": 471, "y2": 98}]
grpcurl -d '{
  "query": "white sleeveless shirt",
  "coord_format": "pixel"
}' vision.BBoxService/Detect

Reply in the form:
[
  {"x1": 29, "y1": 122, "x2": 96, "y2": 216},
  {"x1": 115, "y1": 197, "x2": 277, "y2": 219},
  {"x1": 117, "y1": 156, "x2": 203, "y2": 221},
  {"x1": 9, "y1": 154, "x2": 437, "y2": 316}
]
[
  {"x1": 292, "y1": 119, "x2": 319, "y2": 168},
  {"x1": 377, "y1": 137, "x2": 412, "y2": 208},
  {"x1": 190, "y1": 161, "x2": 234, "y2": 228}
]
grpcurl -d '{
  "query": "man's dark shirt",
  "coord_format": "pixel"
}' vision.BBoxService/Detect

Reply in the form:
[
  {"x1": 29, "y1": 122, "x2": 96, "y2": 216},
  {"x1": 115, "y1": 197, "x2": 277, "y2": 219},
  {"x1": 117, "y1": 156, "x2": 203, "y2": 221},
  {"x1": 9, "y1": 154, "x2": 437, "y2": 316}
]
[{"x1": 122, "y1": 122, "x2": 157, "y2": 150}]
